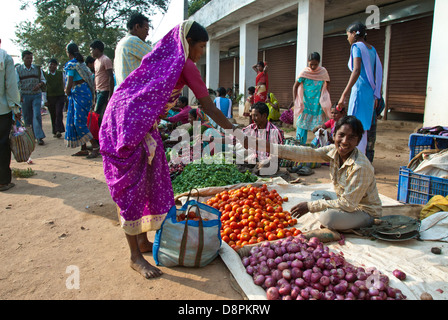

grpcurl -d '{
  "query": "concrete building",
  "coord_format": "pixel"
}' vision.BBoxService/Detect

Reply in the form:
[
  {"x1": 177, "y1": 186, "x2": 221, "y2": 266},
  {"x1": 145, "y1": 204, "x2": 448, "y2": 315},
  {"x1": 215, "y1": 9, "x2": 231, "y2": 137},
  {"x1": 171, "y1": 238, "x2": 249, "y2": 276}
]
[{"x1": 155, "y1": 0, "x2": 447, "y2": 127}]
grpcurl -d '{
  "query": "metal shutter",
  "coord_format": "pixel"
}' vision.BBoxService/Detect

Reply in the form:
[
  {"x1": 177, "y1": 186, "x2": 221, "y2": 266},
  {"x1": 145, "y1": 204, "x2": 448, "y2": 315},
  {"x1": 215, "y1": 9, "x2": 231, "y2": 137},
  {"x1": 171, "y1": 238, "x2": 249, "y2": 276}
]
[
  {"x1": 219, "y1": 57, "x2": 235, "y2": 90},
  {"x1": 322, "y1": 35, "x2": 351, "y2": 105},
  {"x1": 263, "y1": 44, "x2": 297, "y2": 107},
  {"x1": 386, "y1": 15, "x2": 433, "y2": 115}
]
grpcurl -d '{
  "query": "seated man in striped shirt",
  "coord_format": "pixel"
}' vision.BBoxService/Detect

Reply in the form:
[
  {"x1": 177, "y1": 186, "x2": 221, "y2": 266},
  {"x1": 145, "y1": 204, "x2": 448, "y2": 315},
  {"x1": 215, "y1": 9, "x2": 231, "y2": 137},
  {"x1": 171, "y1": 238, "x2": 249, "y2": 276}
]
[
  {"x1": 114, "y1": 13, "x2": 152, "y2": 86},
  {"x1": 242, "y1": 102, "x2": 284, "y2": 175}
]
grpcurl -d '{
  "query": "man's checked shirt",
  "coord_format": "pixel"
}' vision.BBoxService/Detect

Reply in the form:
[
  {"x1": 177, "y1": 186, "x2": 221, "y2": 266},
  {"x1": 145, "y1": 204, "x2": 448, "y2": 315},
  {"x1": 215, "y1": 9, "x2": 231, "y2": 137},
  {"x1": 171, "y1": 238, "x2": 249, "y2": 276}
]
[
  {"x1": 277, "y1": 144, "x2": 382, "y2": 217},
  {"x1": 114, "y1": 34, "x2": 152, "y2": 85}
]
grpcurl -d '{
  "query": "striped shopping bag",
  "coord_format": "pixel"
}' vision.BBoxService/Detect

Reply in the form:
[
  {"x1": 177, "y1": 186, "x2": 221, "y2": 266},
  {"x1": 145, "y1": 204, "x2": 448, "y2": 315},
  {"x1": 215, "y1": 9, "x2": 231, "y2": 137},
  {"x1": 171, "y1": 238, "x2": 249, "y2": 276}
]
[{"x1": 9, "y1": 122, "x2": 36, "y2": 162}]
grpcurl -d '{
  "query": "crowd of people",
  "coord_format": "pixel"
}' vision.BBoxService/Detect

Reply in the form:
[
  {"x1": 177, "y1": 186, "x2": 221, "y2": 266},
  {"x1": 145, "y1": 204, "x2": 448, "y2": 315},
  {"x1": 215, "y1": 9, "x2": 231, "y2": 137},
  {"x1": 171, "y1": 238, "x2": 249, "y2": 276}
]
[
  {"x1": 0, "y1": 17, "x2": 385, "y2": 280},
  {"x1": 242, "y1": 20, "x2": 384, "y2": 233},
  {"x1": 244, "y1": 21, "x2": 384, "y2": 165}
]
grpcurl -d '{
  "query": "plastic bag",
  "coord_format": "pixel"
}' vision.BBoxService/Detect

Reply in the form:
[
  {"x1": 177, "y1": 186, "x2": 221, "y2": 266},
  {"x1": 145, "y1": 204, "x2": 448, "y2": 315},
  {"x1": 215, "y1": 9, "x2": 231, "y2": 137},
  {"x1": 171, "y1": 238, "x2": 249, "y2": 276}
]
[
  {"x1": 87, "y1": 111, "x2": 99, "y2": 140},
  {"x1": 153, "y1": 190, "x2": 222, "y2": 267}
]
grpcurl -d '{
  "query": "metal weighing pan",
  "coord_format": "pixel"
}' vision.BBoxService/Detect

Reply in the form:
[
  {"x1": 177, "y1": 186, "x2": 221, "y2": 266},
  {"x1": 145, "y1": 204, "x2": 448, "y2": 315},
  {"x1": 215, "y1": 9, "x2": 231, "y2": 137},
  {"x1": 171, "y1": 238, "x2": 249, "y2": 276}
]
[{"x1": 371, "y1": 215, "x2": 421, "y2": 241}]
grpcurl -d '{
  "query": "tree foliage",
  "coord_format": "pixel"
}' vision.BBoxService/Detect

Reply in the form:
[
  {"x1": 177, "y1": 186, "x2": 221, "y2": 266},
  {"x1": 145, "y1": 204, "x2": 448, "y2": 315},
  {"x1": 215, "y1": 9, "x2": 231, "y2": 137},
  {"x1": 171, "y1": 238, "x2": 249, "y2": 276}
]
[
  {"x1": 187, "y1": 0, "x2": 211, "y2": 17},
  {"x1": 15, "y1": 0, "x2": 169, "y2": 67}
]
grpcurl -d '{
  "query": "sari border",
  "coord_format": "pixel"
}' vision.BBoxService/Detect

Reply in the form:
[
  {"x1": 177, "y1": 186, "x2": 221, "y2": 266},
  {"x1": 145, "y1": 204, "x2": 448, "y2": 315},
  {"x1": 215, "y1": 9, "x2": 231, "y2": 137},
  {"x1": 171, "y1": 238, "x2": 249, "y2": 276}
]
[
  {"x1": 116, "y1": 205, "x2": 167, "y2": 235},
  {"x1": 65, "y1": 132, "x2": 93, "y2": 148}
]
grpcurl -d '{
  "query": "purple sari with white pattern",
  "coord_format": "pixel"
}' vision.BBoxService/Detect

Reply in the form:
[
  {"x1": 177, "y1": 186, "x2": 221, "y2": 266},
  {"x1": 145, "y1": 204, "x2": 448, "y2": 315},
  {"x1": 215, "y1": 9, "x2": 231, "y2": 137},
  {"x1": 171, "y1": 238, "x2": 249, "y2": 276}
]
[{"x1": 99, "y1": 21, "x2": 193, "y2": 235}]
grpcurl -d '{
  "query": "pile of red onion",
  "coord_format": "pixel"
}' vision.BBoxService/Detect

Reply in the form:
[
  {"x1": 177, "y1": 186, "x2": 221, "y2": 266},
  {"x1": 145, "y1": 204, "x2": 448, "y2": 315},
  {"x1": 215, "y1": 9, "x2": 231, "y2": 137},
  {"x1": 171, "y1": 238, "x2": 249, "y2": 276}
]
[{"x1": 242, "y1": 235, "x2": 407, "y2": 300}]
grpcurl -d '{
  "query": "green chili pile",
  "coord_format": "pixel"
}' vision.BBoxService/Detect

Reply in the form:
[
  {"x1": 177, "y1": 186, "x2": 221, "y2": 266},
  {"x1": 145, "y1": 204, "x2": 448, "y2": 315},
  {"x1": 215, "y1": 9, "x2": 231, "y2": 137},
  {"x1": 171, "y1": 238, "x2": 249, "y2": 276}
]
[{"x1": 171, "y1": 158, "x2": 258, "y2": 195}]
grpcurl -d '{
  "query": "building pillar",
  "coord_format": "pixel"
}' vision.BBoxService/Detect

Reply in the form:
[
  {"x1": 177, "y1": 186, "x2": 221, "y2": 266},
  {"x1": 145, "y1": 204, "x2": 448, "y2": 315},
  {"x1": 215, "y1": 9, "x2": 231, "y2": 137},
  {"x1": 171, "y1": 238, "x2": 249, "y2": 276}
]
[
  {"x1": 238, "y1": 23, "x2": 258, "y2": 116},
  {"x1": 206, "y1": 39, "x2": 220, "y2": 92},
  {"x1": 424, "y1": 0, "x2": 448, "y2": 126},
  {"x1": 295, "y1": 0, "x2": 325, "y2": 76}
]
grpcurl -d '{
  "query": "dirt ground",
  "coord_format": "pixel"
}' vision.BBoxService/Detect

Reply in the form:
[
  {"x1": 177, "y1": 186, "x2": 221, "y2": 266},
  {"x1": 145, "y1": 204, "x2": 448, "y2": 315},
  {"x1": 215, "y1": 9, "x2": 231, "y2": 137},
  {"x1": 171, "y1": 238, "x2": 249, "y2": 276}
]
[{"x1": 0, "y1": 110, "x2": 421, "y2": 300}]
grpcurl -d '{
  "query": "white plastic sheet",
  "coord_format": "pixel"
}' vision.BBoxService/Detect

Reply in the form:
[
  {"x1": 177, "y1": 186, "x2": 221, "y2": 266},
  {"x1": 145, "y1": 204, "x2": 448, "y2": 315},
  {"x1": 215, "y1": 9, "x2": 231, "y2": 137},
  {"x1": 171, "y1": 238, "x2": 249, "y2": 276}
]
[
  {"x1": 217, "y1": 181, "x2": 448, "y2": 300},
  {"x1": 420, "y1": 212, "x2": 448, "y2": 242}
]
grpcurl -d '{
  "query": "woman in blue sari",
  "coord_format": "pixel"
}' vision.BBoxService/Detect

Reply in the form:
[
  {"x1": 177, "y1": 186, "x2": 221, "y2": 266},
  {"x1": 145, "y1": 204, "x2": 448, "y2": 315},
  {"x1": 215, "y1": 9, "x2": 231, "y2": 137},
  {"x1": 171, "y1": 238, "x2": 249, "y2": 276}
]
[{"x1": 64, "y1": 42, "x2": 100, "y2": 158}]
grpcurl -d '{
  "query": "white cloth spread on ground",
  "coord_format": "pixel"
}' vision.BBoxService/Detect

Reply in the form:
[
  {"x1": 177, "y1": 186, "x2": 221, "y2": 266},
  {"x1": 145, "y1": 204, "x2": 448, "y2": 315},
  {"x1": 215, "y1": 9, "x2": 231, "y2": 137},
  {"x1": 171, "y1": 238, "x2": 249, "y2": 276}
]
[
  {"x1": 182, "y1": 179, "x2": 448, "y2": 300},
  {"x1": 420, "y1": 211, "x2": 448, "y2": 242}
]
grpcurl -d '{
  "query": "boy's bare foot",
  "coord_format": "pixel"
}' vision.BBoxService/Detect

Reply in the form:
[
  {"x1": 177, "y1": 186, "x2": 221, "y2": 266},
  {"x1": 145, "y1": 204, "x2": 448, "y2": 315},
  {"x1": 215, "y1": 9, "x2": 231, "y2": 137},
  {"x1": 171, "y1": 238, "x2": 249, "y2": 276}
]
[{"x1": 130, "y1": 256, "x2": 163, "y2": 279}]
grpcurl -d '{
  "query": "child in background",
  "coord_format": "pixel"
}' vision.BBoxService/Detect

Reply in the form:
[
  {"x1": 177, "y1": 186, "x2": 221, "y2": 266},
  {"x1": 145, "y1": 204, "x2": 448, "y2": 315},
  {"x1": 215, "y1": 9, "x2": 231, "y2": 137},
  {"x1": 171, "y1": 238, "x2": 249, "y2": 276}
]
[
  {"x1": 214, "y1": 87, "x2": 232, "y2": 118},
  {"x1": 289, "y1": 104, "x2": 345, "y2": 174},
  {"x1": 279, "y1": 101, "x2": 294, "y2": 126},
  {"x1": 244, "y1": 86, "x2": 255, "y2": 122},
  {"x1": 266, "y1": 92, "x2": 280, "y2": 122},
  {"x1": 225, "y1": 87, "x2": 233, "y2": 100},
  {"x1": 209, "y1": 87, "x2": 233, "y2": 131},
  {"x1": 311, "y1": 103, "x2": 346, "y2": 146}
]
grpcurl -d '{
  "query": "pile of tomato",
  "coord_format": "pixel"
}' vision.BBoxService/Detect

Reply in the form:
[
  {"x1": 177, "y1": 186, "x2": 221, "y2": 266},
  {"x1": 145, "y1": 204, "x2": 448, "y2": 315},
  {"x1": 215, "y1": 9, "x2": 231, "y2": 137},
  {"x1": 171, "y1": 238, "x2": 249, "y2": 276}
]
[{"x1": 205, "y1": 184, "x2": 301, "y2": 251}]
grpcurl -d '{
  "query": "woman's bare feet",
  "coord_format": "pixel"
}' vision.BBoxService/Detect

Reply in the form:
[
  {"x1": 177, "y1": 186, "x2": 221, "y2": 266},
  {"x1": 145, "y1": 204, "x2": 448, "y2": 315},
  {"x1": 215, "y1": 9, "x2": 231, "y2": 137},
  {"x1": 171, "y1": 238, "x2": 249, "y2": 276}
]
[
  {"x1": 126, "y1": 233, "x2": 161, "y2": 279},
  {"x1": 130, "y1": 255, "x2": 163, "y2": 279},
  {"x1": 125, "y1": 233, "x2": 161, "y2": 279}
]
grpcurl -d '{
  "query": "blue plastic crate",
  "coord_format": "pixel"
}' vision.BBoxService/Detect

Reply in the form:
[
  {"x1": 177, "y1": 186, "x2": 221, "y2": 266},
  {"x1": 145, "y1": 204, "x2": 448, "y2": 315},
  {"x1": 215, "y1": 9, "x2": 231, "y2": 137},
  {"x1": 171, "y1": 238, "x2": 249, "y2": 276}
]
[
  {"x1": 408, "y1": 133, "x2": 448, "y2": 161},
  {"x1": 397, "y1": 166, "x2": 448, "y2": 204}
]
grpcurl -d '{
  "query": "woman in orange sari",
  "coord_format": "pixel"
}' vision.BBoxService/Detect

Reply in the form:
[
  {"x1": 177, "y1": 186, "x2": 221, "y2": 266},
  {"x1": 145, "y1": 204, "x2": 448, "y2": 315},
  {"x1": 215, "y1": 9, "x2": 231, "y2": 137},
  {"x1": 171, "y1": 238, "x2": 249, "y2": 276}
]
[{"x1": 253, "y1": 61, "x2": 268, "y2": 103}]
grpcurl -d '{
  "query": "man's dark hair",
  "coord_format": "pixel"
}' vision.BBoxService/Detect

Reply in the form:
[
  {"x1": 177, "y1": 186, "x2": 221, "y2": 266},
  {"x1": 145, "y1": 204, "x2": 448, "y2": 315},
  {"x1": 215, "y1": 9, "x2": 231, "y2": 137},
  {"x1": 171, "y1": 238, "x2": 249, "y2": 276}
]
[
  {"x1": 127, "y1": 13, "x2": 149, "y2": 31},
  {"x1": 22, "y1": 50, "x2": 33, "y2": 59},
  {"x1": 48, "y1": 58, "x2": 58, "y2": 65},
  {"x1": 251, "y1": 102, "x2": 270, "y2": 116},
  {"x1": 89, "y1": 40, "x2": 105, "y2": 52},
  {"x1": 334, "y1": 115, "x2": 364, "y2": 140}
]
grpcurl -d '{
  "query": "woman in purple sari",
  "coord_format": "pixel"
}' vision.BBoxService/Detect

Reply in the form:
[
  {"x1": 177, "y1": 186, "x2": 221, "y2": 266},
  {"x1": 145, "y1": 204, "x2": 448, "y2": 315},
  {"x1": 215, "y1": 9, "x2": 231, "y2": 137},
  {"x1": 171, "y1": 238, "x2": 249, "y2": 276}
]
[{"x1": 99, "y1": 21, "x2": 235, "y2": 279}]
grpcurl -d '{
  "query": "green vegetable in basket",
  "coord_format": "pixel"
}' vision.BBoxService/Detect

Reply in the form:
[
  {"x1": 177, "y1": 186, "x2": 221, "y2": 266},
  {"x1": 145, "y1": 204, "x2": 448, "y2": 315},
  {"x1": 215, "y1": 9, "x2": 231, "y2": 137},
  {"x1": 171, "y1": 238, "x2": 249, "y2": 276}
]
[{"x1": 171, "y1": 158, "x2": 257, "y2": 195}]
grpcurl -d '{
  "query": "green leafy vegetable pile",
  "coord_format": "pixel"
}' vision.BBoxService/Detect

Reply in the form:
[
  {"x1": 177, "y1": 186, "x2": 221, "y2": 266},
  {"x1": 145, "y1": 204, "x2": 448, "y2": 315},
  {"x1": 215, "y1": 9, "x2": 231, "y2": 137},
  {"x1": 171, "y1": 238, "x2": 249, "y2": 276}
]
[{"x1": 171, "y1": 158, "x2": 258, "y2": 195}]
